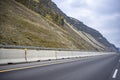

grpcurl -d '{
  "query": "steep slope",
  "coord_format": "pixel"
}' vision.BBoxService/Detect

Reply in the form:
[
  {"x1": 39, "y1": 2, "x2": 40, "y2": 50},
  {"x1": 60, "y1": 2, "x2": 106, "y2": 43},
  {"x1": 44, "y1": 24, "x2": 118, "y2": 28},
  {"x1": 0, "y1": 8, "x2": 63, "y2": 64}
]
[
  {"x1": 67, "y1": 17, "x2": 118, "y2": 51},
  {"x1": 0, "y1": 0, "x2": 75, "y2": 49},
  {"x1": 0, "y1": 0, "x2": 118, "y2": 51},
  {"x1": 0, "y1": 0, "x2": 93, "y2": 50},
  {"x1": 15, "y1": 0, "x2": 118, "y2": 51}
]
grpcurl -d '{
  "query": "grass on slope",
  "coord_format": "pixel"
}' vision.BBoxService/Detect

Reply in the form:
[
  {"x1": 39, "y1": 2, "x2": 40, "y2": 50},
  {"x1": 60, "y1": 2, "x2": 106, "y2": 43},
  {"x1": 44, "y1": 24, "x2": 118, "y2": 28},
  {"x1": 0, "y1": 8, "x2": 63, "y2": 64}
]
[
  {"x1": 0, "y1": 0, "x2": 69, "y2": 48},
  {"x1": 0, "y1": 0, "x2": 100, "y2": 50}
]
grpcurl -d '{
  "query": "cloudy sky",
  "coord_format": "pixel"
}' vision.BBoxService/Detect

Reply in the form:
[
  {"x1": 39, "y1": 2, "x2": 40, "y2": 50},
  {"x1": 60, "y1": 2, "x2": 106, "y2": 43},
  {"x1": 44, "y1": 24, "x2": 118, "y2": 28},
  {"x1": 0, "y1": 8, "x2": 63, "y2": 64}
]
[{"x1": 52, "y1": 0, "x2": 120, "y2": 48}]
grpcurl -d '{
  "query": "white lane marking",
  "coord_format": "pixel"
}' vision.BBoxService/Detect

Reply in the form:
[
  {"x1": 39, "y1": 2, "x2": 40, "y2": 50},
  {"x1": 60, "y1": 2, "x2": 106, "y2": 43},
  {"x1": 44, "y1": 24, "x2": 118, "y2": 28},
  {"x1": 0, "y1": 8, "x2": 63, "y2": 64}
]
[{"x1": 112, "y1": 69, "x2": 118, "y2": 78}]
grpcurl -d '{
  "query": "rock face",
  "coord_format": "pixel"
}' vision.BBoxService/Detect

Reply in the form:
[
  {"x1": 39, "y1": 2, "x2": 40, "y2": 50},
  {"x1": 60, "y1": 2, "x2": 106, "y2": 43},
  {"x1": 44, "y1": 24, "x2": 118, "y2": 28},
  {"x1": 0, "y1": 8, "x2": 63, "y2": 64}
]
[
  {"x1": 0, "y1": 0, "x2": 118, "y2": 51},
  {"x1": 66, "y1": 17, "x2": 118, "y2": 51}
]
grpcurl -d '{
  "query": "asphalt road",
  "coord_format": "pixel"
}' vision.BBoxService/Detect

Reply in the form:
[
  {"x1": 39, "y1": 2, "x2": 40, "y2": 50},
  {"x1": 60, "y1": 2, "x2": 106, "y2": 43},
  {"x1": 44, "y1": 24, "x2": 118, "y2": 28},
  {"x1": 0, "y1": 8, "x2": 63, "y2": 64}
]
[{"x1": 0, "y1": 54, "x2": 120, "y2": 80}]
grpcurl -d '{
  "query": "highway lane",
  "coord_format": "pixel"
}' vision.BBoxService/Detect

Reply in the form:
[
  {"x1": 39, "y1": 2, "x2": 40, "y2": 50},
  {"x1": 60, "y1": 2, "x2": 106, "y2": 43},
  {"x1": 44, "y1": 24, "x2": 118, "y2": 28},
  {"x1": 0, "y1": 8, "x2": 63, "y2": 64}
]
[
  {"x1": 109, "y1": 54, "x2": 120, "y2": 80},
  {"x1": 0, "y1": 54, "x2": 120, "y2": 80}
]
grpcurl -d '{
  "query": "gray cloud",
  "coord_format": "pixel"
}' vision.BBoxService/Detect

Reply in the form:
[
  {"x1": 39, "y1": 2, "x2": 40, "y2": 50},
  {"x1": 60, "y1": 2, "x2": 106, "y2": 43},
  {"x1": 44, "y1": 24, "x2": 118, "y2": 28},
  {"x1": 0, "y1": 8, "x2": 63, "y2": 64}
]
[{"x1": 52, "y1": 0, "x2": 120, "y2": 47}]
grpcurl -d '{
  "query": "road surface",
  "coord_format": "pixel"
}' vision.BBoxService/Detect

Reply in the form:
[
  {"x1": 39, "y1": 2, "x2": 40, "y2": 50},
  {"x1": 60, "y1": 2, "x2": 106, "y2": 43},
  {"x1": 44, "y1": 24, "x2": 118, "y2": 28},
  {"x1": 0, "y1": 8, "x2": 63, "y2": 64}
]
[{"x1": 0, "y1": 54, "x2": 120, "y2": 80}]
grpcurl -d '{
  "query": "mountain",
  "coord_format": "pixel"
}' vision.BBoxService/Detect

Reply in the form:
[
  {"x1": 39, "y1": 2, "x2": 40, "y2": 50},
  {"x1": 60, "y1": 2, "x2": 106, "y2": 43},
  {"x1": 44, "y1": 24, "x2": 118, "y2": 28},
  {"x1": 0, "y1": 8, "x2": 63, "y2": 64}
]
[
  {"x1": 0, "y1": 0, "x2": 118, "y2": 51},
  {"x1": 118, "y1": 48, "x2": 120, "y2": 52}
]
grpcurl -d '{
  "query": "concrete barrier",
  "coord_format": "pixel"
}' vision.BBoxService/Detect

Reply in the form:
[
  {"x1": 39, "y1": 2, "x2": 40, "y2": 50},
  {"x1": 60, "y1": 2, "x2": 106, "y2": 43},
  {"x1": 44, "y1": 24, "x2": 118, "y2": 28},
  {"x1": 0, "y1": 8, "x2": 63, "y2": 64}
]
[
  {"x1": 0, "y1": 49, "x2": 26, "y2": 64},
  {"x1": 72, "y1": 51, "x2": 86, "y2": 57},
  {"x1": 56, "y1": 51, "x2": 72, "y2": 59},
  {"x1": 27, "y1": 50, "x2": 56, "y2": 62},
  {"x1": 0, "y1": 48, "x2": 116, "y2": 65}
]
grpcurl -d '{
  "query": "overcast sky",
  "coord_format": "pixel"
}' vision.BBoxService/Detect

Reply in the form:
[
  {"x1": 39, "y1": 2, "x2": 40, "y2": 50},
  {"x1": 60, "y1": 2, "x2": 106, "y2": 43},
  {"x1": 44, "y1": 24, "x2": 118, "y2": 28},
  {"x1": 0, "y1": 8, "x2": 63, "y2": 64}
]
[{"x1": 52, "y1": 0, "x2": 120, "y2": 48}]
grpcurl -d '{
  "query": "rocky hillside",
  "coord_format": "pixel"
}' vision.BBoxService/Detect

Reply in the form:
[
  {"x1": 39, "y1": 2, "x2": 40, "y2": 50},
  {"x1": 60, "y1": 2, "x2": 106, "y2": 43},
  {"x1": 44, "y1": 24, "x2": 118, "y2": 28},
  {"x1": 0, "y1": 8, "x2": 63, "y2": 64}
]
[{"x1": 0, "y1": 0, "x2": 118, "y2": 51}]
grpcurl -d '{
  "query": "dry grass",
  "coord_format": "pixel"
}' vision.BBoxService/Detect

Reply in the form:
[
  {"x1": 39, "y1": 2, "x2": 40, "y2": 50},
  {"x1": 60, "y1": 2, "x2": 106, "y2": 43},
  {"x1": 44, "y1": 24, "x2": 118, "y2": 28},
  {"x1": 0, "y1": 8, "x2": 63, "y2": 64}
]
[{"x1": 0, "y1": 0, "x2": 102, "y2": 51}]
